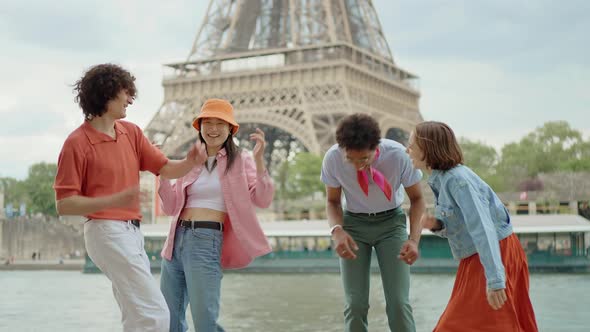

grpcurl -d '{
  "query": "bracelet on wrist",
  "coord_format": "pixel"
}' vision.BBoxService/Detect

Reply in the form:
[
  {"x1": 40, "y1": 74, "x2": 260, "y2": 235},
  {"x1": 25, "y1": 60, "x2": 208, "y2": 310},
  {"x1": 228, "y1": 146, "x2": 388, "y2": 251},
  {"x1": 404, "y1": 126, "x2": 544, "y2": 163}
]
[{"x1": 330, "y1": 224, "x2": 343, "y2": 235}]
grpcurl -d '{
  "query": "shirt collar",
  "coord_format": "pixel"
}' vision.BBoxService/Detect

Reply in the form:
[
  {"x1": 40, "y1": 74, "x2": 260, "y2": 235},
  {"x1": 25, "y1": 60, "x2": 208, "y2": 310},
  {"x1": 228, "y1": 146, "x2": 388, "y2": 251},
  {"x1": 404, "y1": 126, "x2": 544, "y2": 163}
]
[
  {"x1": 82, "y1": 120, "x2": 129, "y2": 145},
  {"x1": 216, "y1": 147, "x2": 227, "y2": 157}
]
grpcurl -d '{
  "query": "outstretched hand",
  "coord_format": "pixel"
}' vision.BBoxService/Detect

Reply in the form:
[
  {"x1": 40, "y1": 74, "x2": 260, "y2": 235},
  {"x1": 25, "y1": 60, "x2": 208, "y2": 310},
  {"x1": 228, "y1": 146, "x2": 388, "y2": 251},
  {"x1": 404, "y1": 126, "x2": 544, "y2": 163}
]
[
  {"x1": 250, "y1": 128, "x2": 266, "y2": 162},
  {"x1": 186, "y1": 139, "x2": 208, "y2": 166}
]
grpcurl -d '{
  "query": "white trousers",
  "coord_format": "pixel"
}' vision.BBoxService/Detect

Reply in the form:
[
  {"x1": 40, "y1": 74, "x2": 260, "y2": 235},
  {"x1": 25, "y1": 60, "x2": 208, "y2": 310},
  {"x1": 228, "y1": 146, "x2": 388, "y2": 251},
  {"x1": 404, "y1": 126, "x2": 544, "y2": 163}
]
[{"x1": 84, "y1": 220, "x2": 169, "y2": 332}]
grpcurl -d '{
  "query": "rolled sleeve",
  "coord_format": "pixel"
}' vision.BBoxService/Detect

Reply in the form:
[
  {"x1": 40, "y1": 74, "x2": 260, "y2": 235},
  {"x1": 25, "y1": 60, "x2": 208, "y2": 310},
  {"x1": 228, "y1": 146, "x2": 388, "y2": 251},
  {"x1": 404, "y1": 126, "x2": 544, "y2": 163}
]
[
  {"x1": 320, "y1": 150, "x2": 341, "y2": 187},
  {"x1": 53, "y1": 143, "x2": 86, "y2": 200},
  {"x1": 137, "y1": 130, "x2": 168, "y2": 174},
  {"x1": 399, "y1": 151, "x2": 423, "y2": 187}
]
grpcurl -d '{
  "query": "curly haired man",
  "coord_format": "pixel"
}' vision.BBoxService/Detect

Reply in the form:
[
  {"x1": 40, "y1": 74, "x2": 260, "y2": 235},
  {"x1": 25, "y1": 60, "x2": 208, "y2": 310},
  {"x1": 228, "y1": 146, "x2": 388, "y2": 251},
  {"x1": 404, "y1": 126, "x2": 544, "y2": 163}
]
[{"x1": 53, "y1": 63, "x2": 207, "y2": 331}]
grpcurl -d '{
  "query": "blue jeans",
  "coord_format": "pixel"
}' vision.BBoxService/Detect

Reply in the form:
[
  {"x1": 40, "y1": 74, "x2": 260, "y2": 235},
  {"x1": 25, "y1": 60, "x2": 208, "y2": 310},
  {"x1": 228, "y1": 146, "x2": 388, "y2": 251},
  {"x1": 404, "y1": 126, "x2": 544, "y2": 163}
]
[{"x1": 160, "y1": 226, "x2": 225, "y2": 332}]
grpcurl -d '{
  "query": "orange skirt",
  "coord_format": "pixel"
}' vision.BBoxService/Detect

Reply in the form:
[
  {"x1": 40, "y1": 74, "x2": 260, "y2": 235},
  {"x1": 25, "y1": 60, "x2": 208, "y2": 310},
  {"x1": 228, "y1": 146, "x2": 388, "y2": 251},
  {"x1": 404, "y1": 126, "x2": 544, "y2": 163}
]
[{"x1": 433, "y1": 234, "x2": 538, "y2": 332}]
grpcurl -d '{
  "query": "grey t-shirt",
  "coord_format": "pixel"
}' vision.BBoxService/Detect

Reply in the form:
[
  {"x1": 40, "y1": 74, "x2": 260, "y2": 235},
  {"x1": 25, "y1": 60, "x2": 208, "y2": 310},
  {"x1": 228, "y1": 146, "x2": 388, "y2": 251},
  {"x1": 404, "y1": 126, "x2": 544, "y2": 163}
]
[{"x1": 320, "y1": 139, "x2": 422, "y2": 213}]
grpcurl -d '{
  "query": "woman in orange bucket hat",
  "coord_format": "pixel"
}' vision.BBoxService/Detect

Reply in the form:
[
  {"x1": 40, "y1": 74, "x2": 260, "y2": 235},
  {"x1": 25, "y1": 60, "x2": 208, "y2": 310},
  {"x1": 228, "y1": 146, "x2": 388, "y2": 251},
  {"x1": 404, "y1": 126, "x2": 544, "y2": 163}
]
[
  {"x1": 193, "y1": 98, "x2": 240, "y2": 135},
  {"x1": 158, "y1": 98, "x2": 274, "y2": 332}
]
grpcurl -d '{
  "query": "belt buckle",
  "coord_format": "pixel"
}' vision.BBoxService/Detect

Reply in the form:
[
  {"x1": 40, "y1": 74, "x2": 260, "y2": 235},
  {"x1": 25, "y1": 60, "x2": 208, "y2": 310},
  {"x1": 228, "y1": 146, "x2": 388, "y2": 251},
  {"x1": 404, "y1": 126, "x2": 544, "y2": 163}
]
[{"x1": 368, "y1": 212, "x2": 377, "y2": 217}]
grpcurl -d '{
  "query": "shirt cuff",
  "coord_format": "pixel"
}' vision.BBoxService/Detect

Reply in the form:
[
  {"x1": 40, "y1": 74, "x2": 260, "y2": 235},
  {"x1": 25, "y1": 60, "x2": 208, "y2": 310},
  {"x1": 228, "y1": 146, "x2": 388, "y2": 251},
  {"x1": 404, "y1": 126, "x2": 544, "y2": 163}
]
[{"x1": 488, "y1": 280, "x2": 506, "y2": 290}]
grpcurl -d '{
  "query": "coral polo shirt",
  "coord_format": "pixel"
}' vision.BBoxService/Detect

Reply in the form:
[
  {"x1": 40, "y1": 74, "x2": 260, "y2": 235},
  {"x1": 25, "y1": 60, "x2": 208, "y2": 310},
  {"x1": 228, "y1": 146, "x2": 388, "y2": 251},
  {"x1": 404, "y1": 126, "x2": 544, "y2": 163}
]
[{"x1": 53, "y1": 120, "x2": 168, "y2": 221}]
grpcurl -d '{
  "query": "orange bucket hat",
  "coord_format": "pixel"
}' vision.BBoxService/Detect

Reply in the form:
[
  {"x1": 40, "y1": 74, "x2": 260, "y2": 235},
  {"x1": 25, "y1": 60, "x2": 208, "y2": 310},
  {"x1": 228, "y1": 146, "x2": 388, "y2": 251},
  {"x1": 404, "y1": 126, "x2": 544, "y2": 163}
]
[{"x1": 192, "y1": 98, "x2": 239, "y2": 135}]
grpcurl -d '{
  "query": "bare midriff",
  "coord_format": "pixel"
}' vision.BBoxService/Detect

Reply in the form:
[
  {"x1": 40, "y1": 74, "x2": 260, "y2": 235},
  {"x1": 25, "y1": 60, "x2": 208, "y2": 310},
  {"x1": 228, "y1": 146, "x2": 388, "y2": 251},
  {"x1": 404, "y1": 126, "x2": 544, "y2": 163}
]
[{"x1": 179, "y1": 207, "x2": 226, "y2": 223}]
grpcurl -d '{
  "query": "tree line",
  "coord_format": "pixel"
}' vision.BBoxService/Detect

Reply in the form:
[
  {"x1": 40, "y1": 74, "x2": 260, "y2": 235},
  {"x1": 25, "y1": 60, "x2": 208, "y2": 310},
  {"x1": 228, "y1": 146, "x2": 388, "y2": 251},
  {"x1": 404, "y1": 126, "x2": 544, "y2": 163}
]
[
  {"x1": 2, "y1": 121, "x2": 588, "y2": 217},
  {"x1": 277, "y1": 121, "x2": 590, "y2": 201},
  {"x1": 1, "y1": 163, "x2": 57, "y2": 217}
]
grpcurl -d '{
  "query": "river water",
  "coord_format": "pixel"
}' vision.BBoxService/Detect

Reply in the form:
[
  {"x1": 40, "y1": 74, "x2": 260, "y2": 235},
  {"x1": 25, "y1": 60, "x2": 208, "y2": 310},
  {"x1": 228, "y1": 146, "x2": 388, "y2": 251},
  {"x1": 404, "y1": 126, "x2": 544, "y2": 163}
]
[{"x1": 0, "y1": 271, "x2": 588, "y2": 331}]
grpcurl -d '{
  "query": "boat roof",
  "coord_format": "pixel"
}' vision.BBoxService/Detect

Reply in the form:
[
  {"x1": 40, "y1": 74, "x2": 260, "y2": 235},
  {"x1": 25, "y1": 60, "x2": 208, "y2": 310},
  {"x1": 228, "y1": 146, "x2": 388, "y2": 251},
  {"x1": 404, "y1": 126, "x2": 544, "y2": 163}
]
[
  {"x1": 509, "y1": 214, "x2": 590, "y2": 234},
  {"x1": 141, "y1": 214, "x2": 590, "y2": 238}
]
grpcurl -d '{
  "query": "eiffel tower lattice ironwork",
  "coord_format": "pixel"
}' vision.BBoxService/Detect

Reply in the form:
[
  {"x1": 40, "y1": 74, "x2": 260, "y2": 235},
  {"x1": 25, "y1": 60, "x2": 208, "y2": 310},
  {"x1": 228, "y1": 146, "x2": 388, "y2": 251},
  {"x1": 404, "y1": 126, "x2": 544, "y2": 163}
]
[{"x1": 144, "y1": 0, "x2": 423, "y2": 171}]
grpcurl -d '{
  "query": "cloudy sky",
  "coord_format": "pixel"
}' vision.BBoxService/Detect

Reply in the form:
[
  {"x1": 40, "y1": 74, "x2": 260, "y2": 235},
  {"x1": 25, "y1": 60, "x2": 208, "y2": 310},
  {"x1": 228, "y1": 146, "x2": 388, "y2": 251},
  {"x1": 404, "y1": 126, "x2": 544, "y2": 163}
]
[{"x1": 1, "y1": 0, "x2": 588, "y2": 179}]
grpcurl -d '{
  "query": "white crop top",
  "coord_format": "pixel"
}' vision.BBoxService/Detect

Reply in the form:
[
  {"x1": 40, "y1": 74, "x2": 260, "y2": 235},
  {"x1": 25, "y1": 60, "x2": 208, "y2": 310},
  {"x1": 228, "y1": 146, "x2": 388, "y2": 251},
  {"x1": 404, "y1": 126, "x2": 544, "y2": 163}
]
[{"x1": 185, "y1": 157, "x2": 227, "y2": 212}]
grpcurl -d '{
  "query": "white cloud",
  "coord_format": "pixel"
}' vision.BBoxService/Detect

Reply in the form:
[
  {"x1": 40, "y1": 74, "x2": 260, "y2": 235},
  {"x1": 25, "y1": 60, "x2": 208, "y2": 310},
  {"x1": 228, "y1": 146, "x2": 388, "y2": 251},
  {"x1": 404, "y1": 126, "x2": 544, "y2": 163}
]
[
  {"x1": 0, "y1": 0, "x2": 209, "y2": 179},
  {"x1": 0, "y1": 135, "x2": 66, "y2": 179},
  {"x1": 407, "y1": 58, "x2": 590, "y2": 150},
  {"x1": 377, "y1": 0, "x2": 589, "y2": 150}
]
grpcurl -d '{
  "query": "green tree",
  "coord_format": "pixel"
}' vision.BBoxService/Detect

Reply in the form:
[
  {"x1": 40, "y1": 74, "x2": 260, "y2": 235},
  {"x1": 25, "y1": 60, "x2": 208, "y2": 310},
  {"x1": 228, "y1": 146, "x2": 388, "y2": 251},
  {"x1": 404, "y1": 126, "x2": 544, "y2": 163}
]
[
  {"x1": 459, "y1": 138, "x2": 506, "y2": 191},
  {"x1": 275, "y1": 152, "x2": 324, "y2": 200},
  {"x1": 459, "y1": 138, "x2": 498, "y2": 172},
  {"x1": 23, "y1": 162, "x2": 58, "y2": 216},
  {"x1": 497, "y1": 121, "x2": 590, "y2": 190},
  {"x1": 274, "y1": 158, "x2": 290, "y2": 203},
  {"x1": 564, "y1": 140, "x2": 590, "y2": 171},
  {"x1": 0, "y1": 177, "x2": 28, "y2": 208}
]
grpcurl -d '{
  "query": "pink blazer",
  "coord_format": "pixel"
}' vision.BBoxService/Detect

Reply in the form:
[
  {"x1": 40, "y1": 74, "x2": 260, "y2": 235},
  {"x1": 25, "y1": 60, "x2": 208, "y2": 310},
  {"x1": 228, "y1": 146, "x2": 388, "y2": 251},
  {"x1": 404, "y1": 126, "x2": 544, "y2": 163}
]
[{"x1": 158, "y1": 149, "x2": 273, "y2": 269}]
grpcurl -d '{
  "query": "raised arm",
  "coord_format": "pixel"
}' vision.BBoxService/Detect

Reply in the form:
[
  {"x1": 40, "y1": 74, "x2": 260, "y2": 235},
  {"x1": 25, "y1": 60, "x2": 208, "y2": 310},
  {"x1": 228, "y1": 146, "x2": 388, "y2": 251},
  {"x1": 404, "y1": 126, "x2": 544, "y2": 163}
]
[
  {"x1": 244, "y1": 153, "x2": 274, "y2": 208},
  {"x1": 244, "y1": 128, "x2": 274, "y2": 207},
  {"x1": 159, "y1": 140, "x2": 207, "y2": 179}
]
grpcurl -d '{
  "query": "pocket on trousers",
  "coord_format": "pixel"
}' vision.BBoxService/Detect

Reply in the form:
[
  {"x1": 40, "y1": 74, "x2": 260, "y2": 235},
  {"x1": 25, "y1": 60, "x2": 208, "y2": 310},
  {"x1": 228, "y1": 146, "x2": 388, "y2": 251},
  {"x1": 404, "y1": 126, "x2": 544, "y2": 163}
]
[{"x1": 388, "y1": 212, "x2": 408, "y2": 239}]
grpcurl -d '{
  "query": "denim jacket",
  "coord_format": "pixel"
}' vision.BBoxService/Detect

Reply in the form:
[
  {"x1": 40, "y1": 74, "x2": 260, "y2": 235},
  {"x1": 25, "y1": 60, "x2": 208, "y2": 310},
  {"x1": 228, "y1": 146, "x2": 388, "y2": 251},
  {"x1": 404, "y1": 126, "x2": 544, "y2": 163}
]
[{"x1": 428, "y1": 165, "x2": 513, "y2": 290}]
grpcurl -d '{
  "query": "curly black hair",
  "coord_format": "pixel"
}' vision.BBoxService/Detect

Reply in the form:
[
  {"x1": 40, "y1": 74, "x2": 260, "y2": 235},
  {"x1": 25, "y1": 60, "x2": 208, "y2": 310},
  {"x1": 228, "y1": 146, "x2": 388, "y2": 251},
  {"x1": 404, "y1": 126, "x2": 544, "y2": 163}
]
[
  {"x1": 73, "y1": 64, "x2": 136, "y2": 120},
  {"x1": 335, "y1": 113, "x2": 381, "y2": 150}
]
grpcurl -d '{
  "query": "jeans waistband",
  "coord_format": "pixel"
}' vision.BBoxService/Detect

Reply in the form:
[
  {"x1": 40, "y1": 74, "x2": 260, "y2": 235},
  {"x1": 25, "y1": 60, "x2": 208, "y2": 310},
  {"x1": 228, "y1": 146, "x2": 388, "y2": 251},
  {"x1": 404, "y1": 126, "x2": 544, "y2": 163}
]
[{"x1": 179, "y1": 220, "x2": 223, "y2": 231}]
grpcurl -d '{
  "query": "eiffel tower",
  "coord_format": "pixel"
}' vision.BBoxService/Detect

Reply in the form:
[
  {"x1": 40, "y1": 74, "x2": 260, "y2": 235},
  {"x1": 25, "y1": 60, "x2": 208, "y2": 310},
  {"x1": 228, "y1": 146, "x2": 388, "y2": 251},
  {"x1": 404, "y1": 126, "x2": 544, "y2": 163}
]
[{"x1": 144, "y1": 0, "x2": 422, "y2": 170}]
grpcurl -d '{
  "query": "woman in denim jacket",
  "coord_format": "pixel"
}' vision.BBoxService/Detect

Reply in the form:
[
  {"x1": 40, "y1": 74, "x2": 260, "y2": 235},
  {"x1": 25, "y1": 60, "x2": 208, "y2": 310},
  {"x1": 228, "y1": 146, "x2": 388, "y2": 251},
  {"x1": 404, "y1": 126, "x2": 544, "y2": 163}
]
[
  {"x1": 407, "y1": 121, "x2": 537, "y2": 332},
  {"x1": 158, "y1": 99, "x2": 274, "y2": 332}
]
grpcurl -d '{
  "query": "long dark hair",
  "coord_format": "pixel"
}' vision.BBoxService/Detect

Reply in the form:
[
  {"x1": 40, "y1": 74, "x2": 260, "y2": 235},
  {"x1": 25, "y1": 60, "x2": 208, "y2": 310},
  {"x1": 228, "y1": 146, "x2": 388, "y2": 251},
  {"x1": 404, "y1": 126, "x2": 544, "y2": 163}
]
[{"x1": 198, "y1": 124, "x2": 241, "y2": 174}]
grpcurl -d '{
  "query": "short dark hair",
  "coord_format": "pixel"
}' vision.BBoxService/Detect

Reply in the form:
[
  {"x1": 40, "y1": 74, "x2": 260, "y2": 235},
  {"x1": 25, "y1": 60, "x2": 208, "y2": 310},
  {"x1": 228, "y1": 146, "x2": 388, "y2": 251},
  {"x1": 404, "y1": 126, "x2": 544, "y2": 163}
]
[
  {"x1": 335, "y1": 113, "x2": 381, "y2": 150},
  {"x1": 73, "y1": 64, "x2": 137, "y2": 120},
  {"x1": 414, "y1": 121, "x2": 463, "y2": 171}
]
